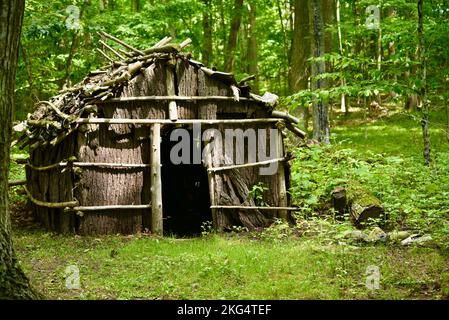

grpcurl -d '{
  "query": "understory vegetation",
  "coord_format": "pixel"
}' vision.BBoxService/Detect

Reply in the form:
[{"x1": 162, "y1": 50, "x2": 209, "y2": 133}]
[{"x1": 289, "y1": 108, "x2": 449, "y2": 249}]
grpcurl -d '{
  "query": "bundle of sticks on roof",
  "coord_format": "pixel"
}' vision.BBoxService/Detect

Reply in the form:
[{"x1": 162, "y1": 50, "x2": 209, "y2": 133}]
[
  {"x1": 13, "y1": 32, "x2": 305, "y2": 151},
  {"x1": 12, "y1": 32, "x2": 194, "y2": 151}
]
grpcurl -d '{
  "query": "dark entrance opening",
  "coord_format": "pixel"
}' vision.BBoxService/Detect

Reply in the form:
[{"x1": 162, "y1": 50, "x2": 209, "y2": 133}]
[{"x1": 161, "y1": 127, "x2": 212, "y2": 237}]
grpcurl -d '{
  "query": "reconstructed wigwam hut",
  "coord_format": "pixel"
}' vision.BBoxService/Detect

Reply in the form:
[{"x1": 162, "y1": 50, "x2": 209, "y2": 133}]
[{"x1": 15, "y1": 33, "x2": 305, "y2": 236}]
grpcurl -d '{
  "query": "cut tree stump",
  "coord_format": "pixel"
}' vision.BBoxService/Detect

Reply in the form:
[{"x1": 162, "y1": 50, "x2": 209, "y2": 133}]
[
  {"x1": 331, "y1": 185, "x2": 384, "y2": 228},
  {"x1": 348, "y1": 186, "x2": 384, "y2": 228},
  {"x1": 331, "y1": 187, "x2": 347, "y2": 218}
]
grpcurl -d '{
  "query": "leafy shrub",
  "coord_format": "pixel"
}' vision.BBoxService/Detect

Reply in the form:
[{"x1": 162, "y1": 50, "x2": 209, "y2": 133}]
[{"x1": 289, "y1": 143, "x2": 449, "y2": 249}]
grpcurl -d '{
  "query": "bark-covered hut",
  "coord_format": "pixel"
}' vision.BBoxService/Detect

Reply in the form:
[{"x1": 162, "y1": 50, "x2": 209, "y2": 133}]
[{"x1": 15, "y1": 34, "x2": 305, "y2": 235}]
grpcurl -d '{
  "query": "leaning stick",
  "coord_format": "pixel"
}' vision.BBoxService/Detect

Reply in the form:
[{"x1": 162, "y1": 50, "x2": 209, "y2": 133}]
[
  {"x1": 99, "y1": 40, "x2": 125, "y2": 60},
  {"x1": 99, "y1": 31, "x2": 145, "y2": 56},
  {"x1": 271, "y1": 110, "x2": 300, "y2": 124},
  {"x1": 96, "y1": 48, "x2": 114, "y2": 63},
  {"x1": 24, "y1": 185, "x2": 78, "y2": 208}
]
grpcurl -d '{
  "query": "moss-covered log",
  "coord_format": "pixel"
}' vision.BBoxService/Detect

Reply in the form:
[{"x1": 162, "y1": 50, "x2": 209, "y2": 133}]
[{"x1": 347, "y1": 185, "x2": 384, "y2": 228}]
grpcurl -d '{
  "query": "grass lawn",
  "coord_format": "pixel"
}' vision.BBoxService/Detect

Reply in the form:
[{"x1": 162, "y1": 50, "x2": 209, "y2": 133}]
[
  {"x1": 9, "y1": 108, "x2": 449, "y2": 300},
  {"x1": 12, "y1": 228, "x2": 449, "y2": 299}
]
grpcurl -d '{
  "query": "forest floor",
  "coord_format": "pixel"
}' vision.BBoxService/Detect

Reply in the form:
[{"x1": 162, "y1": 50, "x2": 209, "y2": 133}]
[{"x1": 9, "y1": 107, "x2": 449, "y2": 300}]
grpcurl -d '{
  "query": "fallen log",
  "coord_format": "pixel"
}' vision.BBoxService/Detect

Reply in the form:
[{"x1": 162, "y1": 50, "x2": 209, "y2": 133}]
[
  {"x1": 331, "y1": 187, "x2": 347, "y2": 218},
  {"x1": 8, "y1": 179, "x2": 27, "y2": 187},
  {"x1": 331, "y1": 185, "x2": 384, "y2": 227},
  {"x1": 347, "y1": 186, "x2": 384, "y2": 228}
]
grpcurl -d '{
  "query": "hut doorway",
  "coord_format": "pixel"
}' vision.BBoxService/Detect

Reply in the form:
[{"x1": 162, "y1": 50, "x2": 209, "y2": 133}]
[{"x1": 161, "y1": 127, "x2": 212, "y2": 236}]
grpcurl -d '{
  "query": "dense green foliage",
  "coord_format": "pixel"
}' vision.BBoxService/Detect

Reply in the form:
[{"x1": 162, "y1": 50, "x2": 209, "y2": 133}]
[
  {"x1": 17, "y1": 0, "x2": 449, "y2": 117},
  {"x1": 290, "y1": 111, "x2": 449, "y2": 247}
]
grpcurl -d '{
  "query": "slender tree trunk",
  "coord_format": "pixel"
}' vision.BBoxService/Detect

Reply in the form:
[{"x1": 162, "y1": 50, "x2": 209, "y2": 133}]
[
  {"x1": 224, "y1": 0, "x2": 244, "y2": 72},
  {"x1": 276, "y1": 0, "x2": 289, "y2": 93},
  {"x1": 310, "y1": 0, "x2": 330, "y2": 143},
  {"x1": 376, "y1": 9, "x2": 382, "y2": 104},
  {"x1": 0, "y1": 0, "x2": 40, "y2": 299},
  {"x1": 219, "y1": 0, "x2": 227, "y2": 66},
  {"x1": 336, "y1": 0, "x2": 347, "y2": 113},
  {"x1": 202, "y1": 0, "x2": 213, "y2": 66},
  {"x1": 133, "y1": 0, "x2": 140, "y2": 12},
  {"x1": 19, "y1": 43, "x2": 39, "y2": 103},
  {"x1": 387, "y1": 8, "x2": 397, "y2": 99},
  {"x1": 322, "y1": 0, "x2": 334, "y2": 54},
  {"x1": 63, "y1": 2, "x2": 87, "y2": 88},
  {"x1": 417, "y1": 0, "x2": 431, "y2": 165},
  {"x1": 322, "y1": 0, "x2": 334, "y2": 122},
  {"x1": 289, "y1": 0, "x2": 311, "y2": 132},
  {"x1": 289, "y1": 0, "x2": 310, "y2": 94},
  {"x1": 247, "y1": 1, "x2": 259, "y2": 93}
]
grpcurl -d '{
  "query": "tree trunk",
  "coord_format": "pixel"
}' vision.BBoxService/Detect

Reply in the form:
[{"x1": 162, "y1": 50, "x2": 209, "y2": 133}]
[
  {"x1": 63, "y1": 1, "x2": 87, "y2": 88},
  {"x1": 19, "y1": 43, "x2": 39, "y2": 103},
  {"x1": 276, "y1": 0, "x2": 289, "y2": 94},
  {"x1": 417, "y1": 0, "x2": 431, "y2": 166},
  {"x1": 202, "y1": 0, "x2": 213, "y2": 66},
  {"x1": 336, "y1": 0, "x2": 347, "y2": 113},
  {"x1": 224, "y1": 0, "x2": 244, "y2": 72},
  {"x1": 289, "y1": 0, "x2": 311, "y2": 94},
  {"x1": 310, "y1": 0, "x2": 330, "y2": 143},
  {"x1": 0, "y1": 0, "x2": 40, "y2": 299},
  {"x1": 376, "y1": 9, "x2": 382, "y2": 104},
  {"x1": 289, "y1": 0, "x2": 311, "y2": 130},
  {"x1": 247, "y1": 1, "x2": 259, "y2": 93},
  {"x1": 132, "y1": 0, "x2": 141, "y2": 12}
]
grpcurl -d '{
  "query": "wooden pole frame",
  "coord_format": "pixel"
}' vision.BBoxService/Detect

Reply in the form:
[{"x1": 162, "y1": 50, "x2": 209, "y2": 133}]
[
  {"x1": 203, "y1": 132, "x2": 218, "y2": 229},
  {"x1": 207, "y1": 157, "x2": 285, "y2": 173},
  {"x1": 27, "y1": 161, "x2": 151, "y2": 171},
  {"x1": 211, "y1": 205, "x2": 300, "y2": 211},
  {"x1": 77, "y1": 118, "x2": 282, "y2": 125},
  {"x1": 96, "y1": 95, "x2": 255, "y2": 103},
  {"x1": 166, "y1": 61, "x2": 179, "y2": 121},
  {"x1": 66, "y1": 204, "x2": 152, "y2": 212},
  {"x1": 151, "y1": 123, "x2": 163, "y2": 235},
  {"x1": 24, "y1": 186, "x2": 78, "y2": 208},
  {"x1": 8, "y1": 179, "x2": 27, "y2": 187},
  {"x1": 276, "y1": 129, "x2": 288, "y2": 220}
]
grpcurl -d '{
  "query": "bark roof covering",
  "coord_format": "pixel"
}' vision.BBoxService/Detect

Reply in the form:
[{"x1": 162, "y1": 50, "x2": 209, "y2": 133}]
[{"x1": 13, "y1": 36, "x2": 278, "y2": 150}]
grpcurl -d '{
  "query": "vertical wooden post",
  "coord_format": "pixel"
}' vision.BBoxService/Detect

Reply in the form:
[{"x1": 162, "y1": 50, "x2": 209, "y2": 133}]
[
  {"x1": 166, "y1": 61, "x2": 178, "y2": 121},
  {"x1": 206, "y1": 169, "x2": 218, "y2": 227},
  {"x1": 204, "y1": 140, "x2": 218, "y2": 229},
  {"x1": 151, "y1": 123, "x2": 163, "y2": 235},
  {"x1": 277, "y1": 129, "x2": 288, "y2": 220}
]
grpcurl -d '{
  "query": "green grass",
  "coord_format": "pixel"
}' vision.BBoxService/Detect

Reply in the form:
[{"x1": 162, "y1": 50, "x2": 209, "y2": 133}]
[
  {"x1": 12, "y1": 229, "x2": 449, "y2": 299},
  {"x1": 332, "y1": 109, "x2": 448, "y2": 158},
  {"x1": 9, "y1": 108, "x2": 449, "y2": 300}
]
